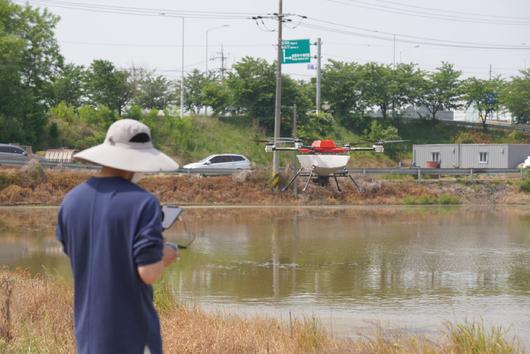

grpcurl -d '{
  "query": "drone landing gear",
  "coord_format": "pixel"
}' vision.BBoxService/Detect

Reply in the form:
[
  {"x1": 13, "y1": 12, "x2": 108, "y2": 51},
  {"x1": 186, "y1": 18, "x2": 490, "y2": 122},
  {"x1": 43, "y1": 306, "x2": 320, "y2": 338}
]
[
  {"x1": 282, "y1": 168, "x2": 363, "y2": 193},
  {"x1": 281, "y1": 168, "x2": 303, "y2": 192},
  {"x1": 332, "y1": 175, "x2": 342, "y2": 192},
  {"x1": 347, "y1": 174, "x2": 362, "y2": 193}
]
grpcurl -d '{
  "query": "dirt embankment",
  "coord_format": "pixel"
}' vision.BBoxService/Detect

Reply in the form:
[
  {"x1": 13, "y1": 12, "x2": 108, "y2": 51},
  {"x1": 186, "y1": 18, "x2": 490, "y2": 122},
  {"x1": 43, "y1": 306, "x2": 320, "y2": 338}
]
[{"x1": 1, "y1": 168, "x2": 529, "y2": 206}]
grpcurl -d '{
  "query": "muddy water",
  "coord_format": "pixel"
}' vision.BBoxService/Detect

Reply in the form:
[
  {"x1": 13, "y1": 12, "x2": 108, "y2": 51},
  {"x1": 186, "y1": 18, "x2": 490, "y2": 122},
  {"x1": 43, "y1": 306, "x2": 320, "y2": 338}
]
[{"x1": 1, "y1": 206, "x2": 530, "y2": 345}]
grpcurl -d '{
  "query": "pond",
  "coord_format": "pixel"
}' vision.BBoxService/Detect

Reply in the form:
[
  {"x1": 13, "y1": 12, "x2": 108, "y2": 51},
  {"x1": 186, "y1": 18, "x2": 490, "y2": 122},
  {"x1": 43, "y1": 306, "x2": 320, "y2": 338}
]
[{"x1": 1, "y1": 205, "x2": 530, "y2": 346}]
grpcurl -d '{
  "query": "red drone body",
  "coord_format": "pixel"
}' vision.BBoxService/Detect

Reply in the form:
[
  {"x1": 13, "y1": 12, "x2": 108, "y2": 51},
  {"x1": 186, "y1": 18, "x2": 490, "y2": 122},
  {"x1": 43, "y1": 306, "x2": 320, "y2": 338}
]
[{"x1": 298, "y1": 139, "x2": 349, "y2": 154}]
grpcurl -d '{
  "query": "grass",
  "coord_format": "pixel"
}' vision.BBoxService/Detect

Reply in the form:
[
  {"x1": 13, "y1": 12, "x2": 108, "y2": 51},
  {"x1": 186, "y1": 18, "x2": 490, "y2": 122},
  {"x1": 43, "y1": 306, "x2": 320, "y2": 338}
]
[
  {"x1": 444, "y1": 320, "x2": 521, "y2": 354},
  {"x1": 519, "y1": 179, "x2": 530, "y2": 193},
  {"x1": 401, "y1": 193, "x2": 460, "y2": 205},
  {"x1": 0, "y1": 270, "x2": 522, "y2": 353}
]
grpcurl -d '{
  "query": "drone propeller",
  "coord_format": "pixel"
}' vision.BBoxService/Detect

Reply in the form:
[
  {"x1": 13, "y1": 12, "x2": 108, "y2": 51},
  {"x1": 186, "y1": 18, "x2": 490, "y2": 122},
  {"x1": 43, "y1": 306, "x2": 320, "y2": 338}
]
[
  {"x1": 374, "y1": 139, "x2": 409, "y2": 145},
  {"x1": 255, "y1": 137, "x2": 303, "y2": 143}
]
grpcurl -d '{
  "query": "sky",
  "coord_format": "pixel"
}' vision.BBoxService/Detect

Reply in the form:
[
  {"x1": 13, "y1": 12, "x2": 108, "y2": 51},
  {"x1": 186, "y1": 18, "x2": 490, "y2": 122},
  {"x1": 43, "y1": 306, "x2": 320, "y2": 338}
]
[{"x1": 19, "y1": 0, "x2": 530, "y2": 81}]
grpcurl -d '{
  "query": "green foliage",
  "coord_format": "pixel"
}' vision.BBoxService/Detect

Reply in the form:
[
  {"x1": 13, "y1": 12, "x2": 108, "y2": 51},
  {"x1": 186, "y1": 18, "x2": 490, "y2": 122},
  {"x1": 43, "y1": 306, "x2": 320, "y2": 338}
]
[
  {"x1": 321, "y1": 60, "x2": 365, "y2": 118},
  {"x1": 47, "y1": 102, "x2": 112, "y2": 149},
  {"x1": 48, "y1": 63, "x2": 86, "y2": 107},
  {"x1": 364, "y1": 120, "x2": 399, "y2": 142},
  {"x1": 86, "y1": 59, "x2": 131, "y2": 116},
  {"x1": 503, "y1": 69, "x2": 530, "y2": 124},
  {"x1": 519, "y1": 179, "x2": 530, "y2": 193},
  {"x1": 183, "y1": 69, "x2": 211, "y2": 114},
  {"x1": 453, "y1": 131, "x2": 476, "y2": 144},
  {"x1": 444, "y1": 320, "x2": 520, "y2": 354},
  {"x1": 202, "y1": 80, "x2": 233, "y2": 115},
  {"x1": 417, "y1": 62, "x2": 463, "y2": 120},
  {"x1": 129, "y1": 67, "x2": 176, "y2": 110},
  {"x1": 226, "y1": 57, "x2": 310, "y2": 131},
  {"x1": 401, "y1": 194, "x2": 460, "y2": 205},
  {"x1": 297, "y1": 112, "x2": 336, "y2": 141},
  {"x1": 0, "y1": 0, "x2": 63, "y2": 145},
  {"x1": 227, "y1": 57, "x2": 275, "y2": 119},
  {"x1": 462, "y1": 76, "x2": 505, "y2": 128},
  {"x1": 170, "y1": 116, "x2": 270, "y2": 165}
]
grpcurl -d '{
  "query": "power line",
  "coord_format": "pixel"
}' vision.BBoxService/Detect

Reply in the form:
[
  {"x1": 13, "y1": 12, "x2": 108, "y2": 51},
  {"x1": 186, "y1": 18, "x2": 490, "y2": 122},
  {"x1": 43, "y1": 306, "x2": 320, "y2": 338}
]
[
  {"x1": 305, "y1": 18, "x2": 529, "y2": 47},
  {"x1": 59, "y1": 40, "x2": 273, "y2": 48},
  {"x1": 17, "y1": 0, "x2": 264, "y2": 19},
  {"x1": 328, "y1": 0, "x2": 530, "y2": 26},
  {"x1": 370, "y1": 0, "x2": 530, "y2": 21},
  {"x1": 301, "y1": 19, "x2": 530, "y2": 50}
]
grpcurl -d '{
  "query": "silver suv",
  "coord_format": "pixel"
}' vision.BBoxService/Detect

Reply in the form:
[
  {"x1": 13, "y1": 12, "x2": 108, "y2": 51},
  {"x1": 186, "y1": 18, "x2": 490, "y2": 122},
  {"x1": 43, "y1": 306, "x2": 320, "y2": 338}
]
[
  {"x1": 0, "y1": 144, "x2": 28, "y2": 160},
  {"x1": 183, "y1": 154, "x2": 251, "y2": 170}
]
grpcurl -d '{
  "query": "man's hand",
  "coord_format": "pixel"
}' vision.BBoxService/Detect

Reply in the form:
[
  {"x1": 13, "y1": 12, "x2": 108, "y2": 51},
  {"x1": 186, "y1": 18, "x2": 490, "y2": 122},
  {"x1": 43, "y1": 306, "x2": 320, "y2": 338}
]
[{"x1": 163, "y1": 243, "x2": 178, "y2": 267}]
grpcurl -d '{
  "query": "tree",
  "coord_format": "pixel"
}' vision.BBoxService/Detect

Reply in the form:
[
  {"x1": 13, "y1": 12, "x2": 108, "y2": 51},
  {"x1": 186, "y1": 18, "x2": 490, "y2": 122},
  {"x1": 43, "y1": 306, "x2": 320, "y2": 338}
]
[
  {"x1": 0, "y1": 0, "x2": 63, "y2": 145},
  {"x1": 417, "y1": 62, "x2": 462, "y2": 121},
  {"x1": 129, "y1": 67, "x2": 175, "y2": 110},
  {"x1": 389, "y1": 63, "x2": 424, "y2": 120},
  {"x1": 183, "y1": 69, "x2": 210, "y2": 114},
  {"x1": 462, "y1": 77, "x2": 504, "y2": 129},
  {"x1": 503, "y1": 69, "x2": 530, "y2": 124},
  {"x1": 86, "y1": 59, "x2": 131, "y2": 116},
  {"x1": 202, "y1": 80, "x2": 233, "y2": 115},
  {"x1": 357, "y1": 62, "x2": 394, "y2": 119},
  {"x1": 321, "y1": 60, "x2": 365, "y2": 119},
  {"x1": 227, "y1": 57, "x2": 276, "y2": 119},
  {"x1": 48, "y1": 63, "x2": 87, "y2": 108},
  {"x1": 226, "y1": 57, "x2": 310, "y2": 130}
]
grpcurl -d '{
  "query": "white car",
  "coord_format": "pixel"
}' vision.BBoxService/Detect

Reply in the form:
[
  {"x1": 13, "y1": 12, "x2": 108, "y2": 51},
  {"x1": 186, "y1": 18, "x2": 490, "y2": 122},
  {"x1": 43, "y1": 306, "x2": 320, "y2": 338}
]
[
  {"x1": 183, "y1": 154, "x2": 251, "y2": 171},
  {"x1": 519, "y1": 156, "x2": 530, "y2": 169}
]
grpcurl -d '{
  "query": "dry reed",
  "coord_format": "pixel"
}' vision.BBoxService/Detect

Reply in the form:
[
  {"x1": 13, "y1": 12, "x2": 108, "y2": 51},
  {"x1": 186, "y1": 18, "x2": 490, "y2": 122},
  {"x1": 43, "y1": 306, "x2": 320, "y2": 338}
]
[{"x1": 0, "y1": 270, "x2": 522, "y2": 354}]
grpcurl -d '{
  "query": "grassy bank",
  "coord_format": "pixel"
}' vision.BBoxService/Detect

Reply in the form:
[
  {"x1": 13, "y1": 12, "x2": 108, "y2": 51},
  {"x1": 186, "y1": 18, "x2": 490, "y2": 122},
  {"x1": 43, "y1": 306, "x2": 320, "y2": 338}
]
[{"x1": 0, "y1": 270, "x2": 522, "y2": 353}]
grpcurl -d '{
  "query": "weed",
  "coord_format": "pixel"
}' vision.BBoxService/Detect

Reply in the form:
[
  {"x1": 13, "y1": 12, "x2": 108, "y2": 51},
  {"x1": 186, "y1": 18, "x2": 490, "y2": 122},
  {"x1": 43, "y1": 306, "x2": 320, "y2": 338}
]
[
  {"x1": 0, "y1": 271, "x2": 523, "y2": 354},
  {"x1": 401, "y1": 194, "x2": 460, "y2": 205},
  {"x1": 520, "y1": 179, "x2": 530, "y2": 193},
  {"x1": 445, "y1": 320, "x2": 521, "y2": 354}
]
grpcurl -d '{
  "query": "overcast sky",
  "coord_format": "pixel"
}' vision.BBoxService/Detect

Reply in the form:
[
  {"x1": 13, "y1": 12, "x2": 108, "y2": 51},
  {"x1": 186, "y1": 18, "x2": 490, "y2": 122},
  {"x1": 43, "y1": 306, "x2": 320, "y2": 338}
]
[{"x1": 22, "y1": 0, "x2": 530, "y2": 81}]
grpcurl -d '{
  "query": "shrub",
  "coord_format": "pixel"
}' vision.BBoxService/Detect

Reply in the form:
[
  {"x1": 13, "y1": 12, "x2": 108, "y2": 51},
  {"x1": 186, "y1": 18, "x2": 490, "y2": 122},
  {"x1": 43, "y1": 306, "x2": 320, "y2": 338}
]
[{"x1": 519, "y1": 179, "x2": 530, "y2": 192}]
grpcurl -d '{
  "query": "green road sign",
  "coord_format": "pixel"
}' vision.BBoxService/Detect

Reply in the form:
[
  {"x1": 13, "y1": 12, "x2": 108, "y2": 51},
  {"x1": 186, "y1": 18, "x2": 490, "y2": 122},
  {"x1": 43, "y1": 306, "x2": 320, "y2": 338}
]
[{"x1": 282, "y1": 39, "x2": 311, "y2": 64}]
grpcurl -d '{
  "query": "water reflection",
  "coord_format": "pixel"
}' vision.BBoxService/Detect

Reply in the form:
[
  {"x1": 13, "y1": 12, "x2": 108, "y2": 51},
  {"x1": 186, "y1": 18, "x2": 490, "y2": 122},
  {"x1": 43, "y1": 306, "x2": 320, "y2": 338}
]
[
  {"x1": 1, "y1": 206, "x2": 530, "y2": 344},
  {"x1": 162, "y1": 207, "x2": 530, "y2": 304}
]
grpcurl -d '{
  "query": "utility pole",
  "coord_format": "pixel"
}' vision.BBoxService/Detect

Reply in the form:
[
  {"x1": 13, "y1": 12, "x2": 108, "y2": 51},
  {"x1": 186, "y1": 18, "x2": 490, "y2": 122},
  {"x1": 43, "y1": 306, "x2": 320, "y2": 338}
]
[
  {"x1": 393, "y1": 34, "x2": 396, "y2": 68},
  {"x1": 205, "y1": 25, "x2": 229, "y2": 75},
  {"x1": 272, "y1": 0, "x2": 283, "y2": 177},
  {"x1": 210, "y1": 45, "x2": 229, "y2": 80},
  {"x1": 180, "y1": 17, "x2": 185, "y2": 119},
  {"x1": 292, "y1": 103, "x2": 298, "y2": 195},
  {"x1": 220, "y1": 45, "x2": 226, "y2": 80},
  {"x1": 489, "y1": 64, "x2": 492, "y2": 80},
  {"x1": 316, "y1": 37, "x2": 322, "y2": 114}
]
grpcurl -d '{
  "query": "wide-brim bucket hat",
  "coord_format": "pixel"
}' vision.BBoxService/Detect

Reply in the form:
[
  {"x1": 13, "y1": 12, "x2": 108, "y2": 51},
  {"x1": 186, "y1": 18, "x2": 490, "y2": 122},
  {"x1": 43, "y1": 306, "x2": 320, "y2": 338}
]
[{"x1": 74, "y1": 119, "x2": 179, "y2": 172}]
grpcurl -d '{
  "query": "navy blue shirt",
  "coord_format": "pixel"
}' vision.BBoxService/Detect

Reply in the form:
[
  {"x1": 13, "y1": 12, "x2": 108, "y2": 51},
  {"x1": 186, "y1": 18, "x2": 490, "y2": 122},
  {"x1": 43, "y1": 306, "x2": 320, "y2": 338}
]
[{"x1": 56, "y1": 177, "x2": 164, "y2": 354}]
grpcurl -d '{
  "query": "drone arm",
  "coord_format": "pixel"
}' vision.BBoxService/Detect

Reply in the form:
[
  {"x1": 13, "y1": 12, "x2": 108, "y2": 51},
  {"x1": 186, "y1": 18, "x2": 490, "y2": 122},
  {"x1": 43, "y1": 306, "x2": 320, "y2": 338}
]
[{"x1": 347, "y1": 145, "x2": 384, "y2": 153}]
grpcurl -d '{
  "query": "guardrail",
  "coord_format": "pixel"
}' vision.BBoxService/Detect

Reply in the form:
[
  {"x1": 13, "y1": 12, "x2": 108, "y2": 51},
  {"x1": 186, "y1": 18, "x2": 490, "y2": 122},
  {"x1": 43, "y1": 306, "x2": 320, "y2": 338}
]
[
  {"x1": 0, "y1": 158, "x2": 249, "y2": 175},
  {"x1": 345, "y1": 167, "x2": 523, "y2": 181},
  {"x1": 1, "y1": 158, "x2": 525, "y2": 179},
  {"x1": 0, "y1": 158, "x2": 99, "y2": 170}
]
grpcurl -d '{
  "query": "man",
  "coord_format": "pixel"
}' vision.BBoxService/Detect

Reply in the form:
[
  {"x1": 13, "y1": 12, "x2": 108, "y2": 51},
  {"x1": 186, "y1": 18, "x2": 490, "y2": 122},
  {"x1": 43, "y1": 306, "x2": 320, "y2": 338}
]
[{"x1": 56, "y1": 119, "x2": 179, "y2": 354}]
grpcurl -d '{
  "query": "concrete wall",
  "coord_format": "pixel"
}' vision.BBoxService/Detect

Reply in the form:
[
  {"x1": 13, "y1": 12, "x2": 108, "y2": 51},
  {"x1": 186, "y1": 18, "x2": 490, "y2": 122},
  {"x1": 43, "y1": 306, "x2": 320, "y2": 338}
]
[{"x1": 508, "y1": 145, "x2": 530, "y2": 168}]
